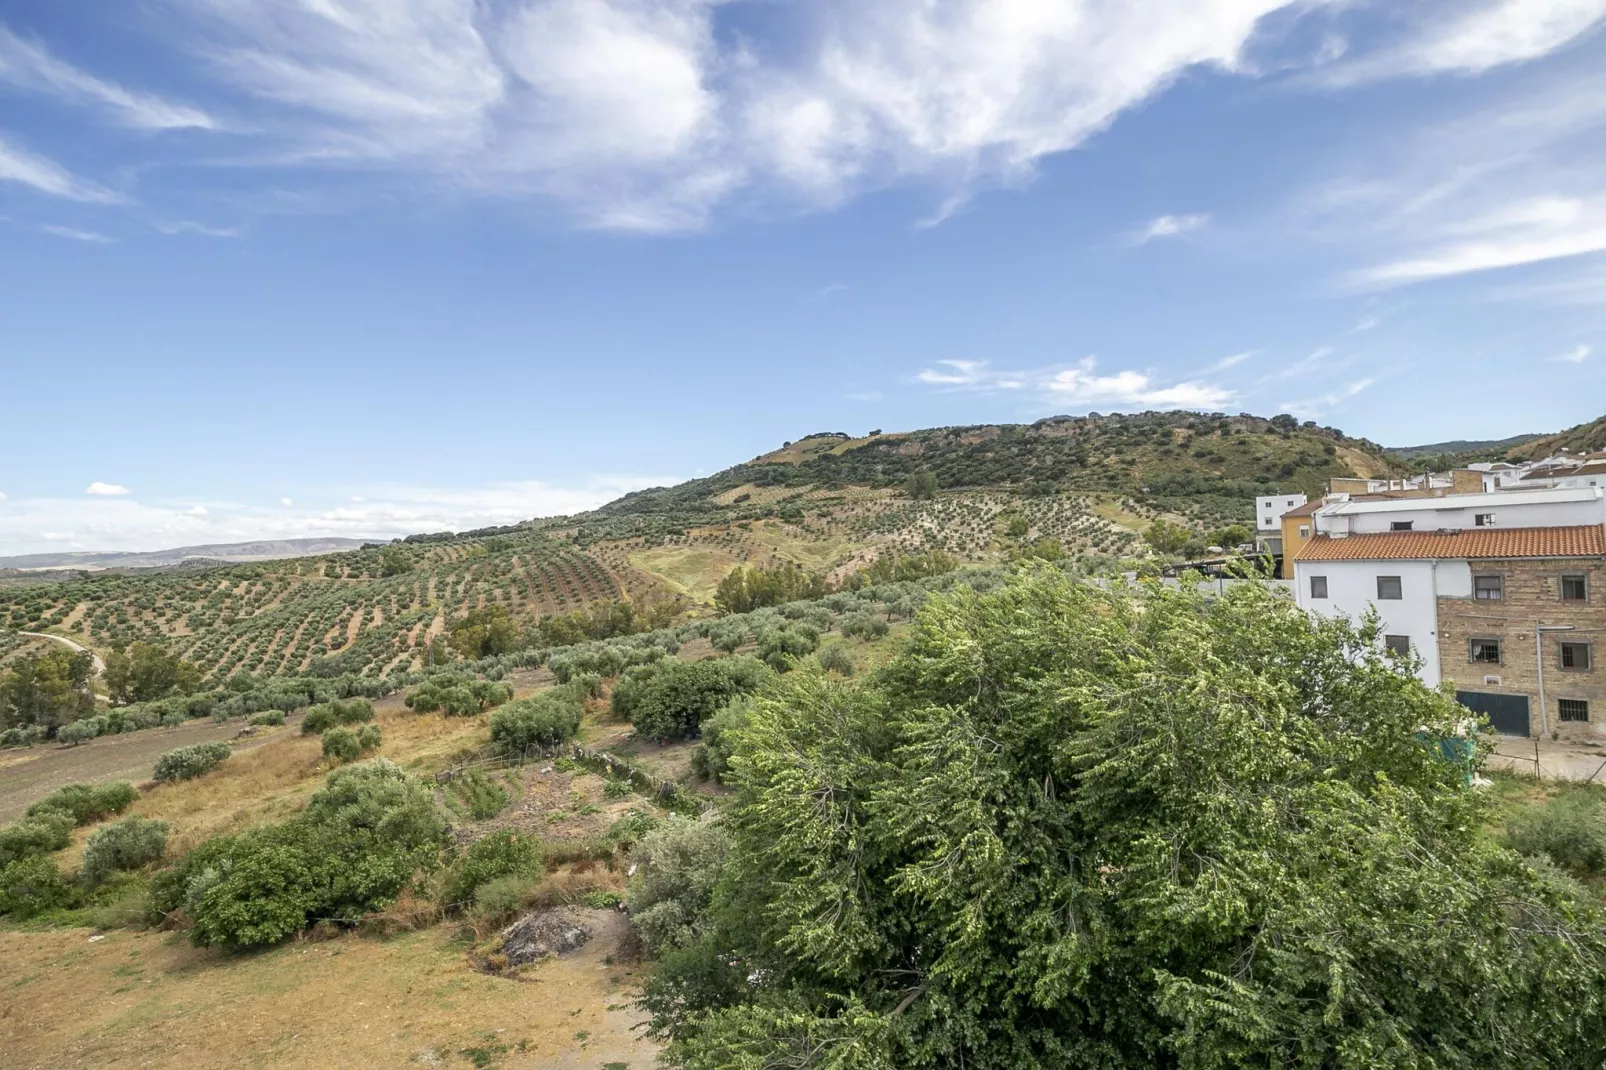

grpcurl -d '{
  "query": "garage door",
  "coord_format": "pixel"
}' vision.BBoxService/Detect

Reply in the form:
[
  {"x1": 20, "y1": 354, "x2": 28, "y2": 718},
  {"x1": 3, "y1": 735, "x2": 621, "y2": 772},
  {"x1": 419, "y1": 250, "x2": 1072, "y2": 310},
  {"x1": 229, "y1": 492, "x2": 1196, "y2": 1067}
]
[{"x1": 1456, "y1": 691, "x2": 1530, "y2": 737}]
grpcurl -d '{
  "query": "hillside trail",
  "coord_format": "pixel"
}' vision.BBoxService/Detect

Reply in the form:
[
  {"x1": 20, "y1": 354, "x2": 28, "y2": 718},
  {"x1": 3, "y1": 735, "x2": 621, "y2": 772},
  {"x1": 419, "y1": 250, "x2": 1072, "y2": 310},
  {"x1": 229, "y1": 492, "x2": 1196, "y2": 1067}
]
[{"x1": 18, "y1": 630, "x2": 106, "y2": 676}]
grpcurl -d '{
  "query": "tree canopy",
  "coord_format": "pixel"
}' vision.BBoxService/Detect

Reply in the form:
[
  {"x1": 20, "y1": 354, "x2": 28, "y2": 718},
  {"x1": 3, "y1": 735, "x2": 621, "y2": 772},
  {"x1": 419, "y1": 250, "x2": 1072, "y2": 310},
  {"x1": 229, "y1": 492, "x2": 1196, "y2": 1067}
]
[{"x1": 643, "y1": 570, "x2": 1606, "y2": 1069}]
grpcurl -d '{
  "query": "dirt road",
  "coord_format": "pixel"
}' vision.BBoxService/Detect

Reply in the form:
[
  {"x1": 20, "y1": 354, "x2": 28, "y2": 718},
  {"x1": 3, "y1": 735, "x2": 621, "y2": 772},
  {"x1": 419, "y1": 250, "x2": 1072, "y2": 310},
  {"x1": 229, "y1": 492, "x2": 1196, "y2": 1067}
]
[{"x1": 18, "y1": 631, "x2": 105, "y2": 676}]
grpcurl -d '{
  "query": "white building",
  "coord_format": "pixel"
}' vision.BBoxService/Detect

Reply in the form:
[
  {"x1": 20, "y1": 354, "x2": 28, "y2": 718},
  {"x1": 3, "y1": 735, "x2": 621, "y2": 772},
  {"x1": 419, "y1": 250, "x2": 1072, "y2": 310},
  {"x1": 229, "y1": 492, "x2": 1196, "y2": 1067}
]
[{"x1": 1256, "y1": 492, "x2": 1308, "y2": 534}]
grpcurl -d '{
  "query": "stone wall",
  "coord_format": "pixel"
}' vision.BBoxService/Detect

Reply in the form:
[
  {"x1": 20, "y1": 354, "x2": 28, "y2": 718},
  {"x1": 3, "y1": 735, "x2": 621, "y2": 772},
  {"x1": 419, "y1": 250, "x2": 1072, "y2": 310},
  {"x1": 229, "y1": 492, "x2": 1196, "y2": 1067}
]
[{"x1": 1437, "y1": 557, "x2": 1606, "y2": 738}]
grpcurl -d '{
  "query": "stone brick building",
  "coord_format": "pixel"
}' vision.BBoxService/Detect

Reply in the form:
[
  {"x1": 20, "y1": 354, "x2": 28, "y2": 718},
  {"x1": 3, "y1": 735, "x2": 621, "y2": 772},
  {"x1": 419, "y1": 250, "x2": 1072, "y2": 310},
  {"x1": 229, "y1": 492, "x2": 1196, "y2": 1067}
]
[{"x1": 1293, "y1": 489, "x2": 1606, "y2": 738}]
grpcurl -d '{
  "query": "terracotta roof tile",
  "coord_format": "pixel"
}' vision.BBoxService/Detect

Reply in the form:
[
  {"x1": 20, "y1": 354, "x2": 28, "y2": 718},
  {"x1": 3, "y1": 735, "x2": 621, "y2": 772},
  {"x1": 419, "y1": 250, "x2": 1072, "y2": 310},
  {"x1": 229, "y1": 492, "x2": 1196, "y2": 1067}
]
[{"x1": 1293, "y1": 524, "x2": 1606, "y2": 561}]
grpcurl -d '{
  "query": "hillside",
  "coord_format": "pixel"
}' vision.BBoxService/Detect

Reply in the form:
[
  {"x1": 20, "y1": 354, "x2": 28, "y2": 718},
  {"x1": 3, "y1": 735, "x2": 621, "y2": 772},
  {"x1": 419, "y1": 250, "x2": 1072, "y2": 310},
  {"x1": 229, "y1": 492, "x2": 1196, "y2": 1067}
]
[
  {"x1": 1506, "y1": 413, "x2": 1606, "y2": 460},
  {"x1": 0, "y1": 410, "x2": 1404, "y2": 682},
  {"x1": 0, "y1": 538, "x2": 372, "y2": 571},
  {"x1": 1388, "y1": 433, "x2": 1543, "y2": 460}
]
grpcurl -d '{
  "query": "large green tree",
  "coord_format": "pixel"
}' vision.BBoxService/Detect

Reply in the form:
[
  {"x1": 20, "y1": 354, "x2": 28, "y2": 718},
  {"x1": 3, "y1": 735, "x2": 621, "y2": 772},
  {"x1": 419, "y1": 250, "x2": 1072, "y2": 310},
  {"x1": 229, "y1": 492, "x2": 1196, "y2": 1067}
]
[
  {"x1": 103, "y1": 642, "x2": 200, "y2": 706},
  {"x1": 0, "y1": 648, "x2": 96, "y2": 729},
  {"x1": 645, "y1": 571, "x2": 1606, "y2": 1068}
]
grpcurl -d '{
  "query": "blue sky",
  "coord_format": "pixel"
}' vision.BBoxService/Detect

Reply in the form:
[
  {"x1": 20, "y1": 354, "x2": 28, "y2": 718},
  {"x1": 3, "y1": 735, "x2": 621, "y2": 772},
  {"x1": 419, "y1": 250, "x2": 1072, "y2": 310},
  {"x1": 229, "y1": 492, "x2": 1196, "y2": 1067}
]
[{"x1": 2, "y1": 1, "x2": 1605, "y2": 553}]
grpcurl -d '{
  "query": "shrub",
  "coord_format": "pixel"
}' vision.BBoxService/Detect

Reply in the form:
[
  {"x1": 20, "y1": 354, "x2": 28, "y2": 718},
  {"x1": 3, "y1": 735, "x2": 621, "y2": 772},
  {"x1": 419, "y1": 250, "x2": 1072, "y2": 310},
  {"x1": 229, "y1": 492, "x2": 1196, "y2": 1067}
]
[
  {"x1": 1507, "y1": 792, "x2": 1606, "y2": 879},
  {"x1": 606, "y1": 809, "x2": 660, "y2": 847},
  {"x1": 27, "y1": 781, "x2": 138, "y2": 826},
  {"x1": 166, "y1": 760, "x2": 447, "y2": 948},
  {"x1": 300, "y1": 698, "x2": 374, "y2": 735},
  {"x1": 405, "y1": 675, "x2": 513, "y2": 716},
  {"x1": 473, "y1": 873, "x2": 536, "y2": 918},
  {"x1": 322, "y1": 727, "x2": 361, "y2": 762},
  {"x1": 839, "y1": 611, "x2": 889, "y2": 640},
  {"x1": 708, "y1": 623, "x2": 747, "y2": 654},
  {"x1": 490, "y1": 692, "x2": 583, "y2": 757},
  {"x1": 449, "y1": 770, "x2": 511, "y2": 820},
  {"x1": 248, "y1": 710, "x2": 286, "y2": 727},
  {"x1": 56, "y1": 717, "x2": 106, "y2": 745},
  {"x1": 443, "y1": 830, "x2": 543, "y2": 908},
  {"x1": 690, "y1": 698, "x2": 752, "y2": 784},
  {"x1": 756, "y1": 623, "x2": 820, "y2": 671},
  {"x1": 816, "y1": 644, "x2": 856, "y2": 676},
  {"x1": 357, "y1": 723, "x2": 382, "y2": 751},
  {"x1": 81, "y1": 817, "x2": 170, "y2": 887},
  {"x1": 0, "y1": 812, "x2": 74, "y2": 867},
  {"x1": 630, "y1": 657, "x2": 770, "y2": 742},
  {"x1": 153, "y1": 741, "x2": 232, "y2": 783},
  {"x1": 0, "y1": 855, "x2": 78, "y2": 918},
  {"x1": 0, "y1": 725, "x2": 45, "y2": 748},
  {"x1": 628, "y1": 816, "x2": 729, "y2": 956}
]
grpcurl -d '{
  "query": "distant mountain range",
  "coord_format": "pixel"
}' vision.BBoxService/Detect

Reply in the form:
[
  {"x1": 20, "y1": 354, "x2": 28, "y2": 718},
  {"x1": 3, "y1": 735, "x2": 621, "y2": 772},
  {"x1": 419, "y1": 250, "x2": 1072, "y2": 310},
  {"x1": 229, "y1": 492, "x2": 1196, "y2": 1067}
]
[
  {"x1": 1386, "y1": 433, "x2": 1545, "y2": 459},
  {"x1": 0, "y1": 538, "x2": 373, "y2": 572}
]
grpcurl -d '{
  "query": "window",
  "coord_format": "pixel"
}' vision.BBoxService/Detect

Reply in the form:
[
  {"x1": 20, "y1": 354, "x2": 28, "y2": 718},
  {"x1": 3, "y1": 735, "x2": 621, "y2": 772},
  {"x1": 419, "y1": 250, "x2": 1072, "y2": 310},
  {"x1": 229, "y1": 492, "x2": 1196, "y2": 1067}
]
[
  {"x1": 1473, "y1": 575, "x2": 1503, "y2": 601},
  {"x1": 1376, "y1": 575, "x2": 1402, "y2": 600},
  {"x1": 1561, "y1": 642, "x2": 1593, "y2": 670},
  {"x1": 1384, "y1": 635, "x2": 1411, "y2": 656},
  {"x1": 1390, "y1": 521, "x2": 1414, "y2": 531},
  {"x1": 1474, "y1": 513, "x2": 1494, "y2": 527},
  {"x1": 1309, "y1": 575, "x2": 1328, "y2": 599},
  {"x1": 1561, "y1": 574, "x2": 1588, "y2": 602},
  {"x1": 1298, "y1": 524, "x2": 1310, "y2": 538},
  {"x1": 1559, "y1": 699, "x2": 1590, "y2": 723},
  {"x1": 1469, "y1": 637, "x2": 1502, "y2": 664},
  {"x1": 1286, "y1": 499, "x2": 1296, "y2": 507}
]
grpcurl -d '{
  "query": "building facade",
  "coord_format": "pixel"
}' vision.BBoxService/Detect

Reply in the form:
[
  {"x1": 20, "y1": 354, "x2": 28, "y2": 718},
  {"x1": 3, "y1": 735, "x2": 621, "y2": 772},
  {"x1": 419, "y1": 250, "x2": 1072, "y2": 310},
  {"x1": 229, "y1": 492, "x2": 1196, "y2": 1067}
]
[
  {"x1": 1292, "y1": 488, "x2": 1606, "y2": 738},
  {"x1": 1254, "y1": 492, "x2": 1308, "y2": 556}
]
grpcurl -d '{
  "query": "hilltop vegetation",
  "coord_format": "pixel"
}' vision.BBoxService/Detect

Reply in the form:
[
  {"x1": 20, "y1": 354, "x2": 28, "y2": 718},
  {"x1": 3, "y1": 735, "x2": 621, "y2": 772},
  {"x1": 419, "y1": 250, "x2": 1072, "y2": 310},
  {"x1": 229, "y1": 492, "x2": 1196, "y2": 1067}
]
[{"x1": 1508, "y1": 412, "x2": 1606, "y2": 460}]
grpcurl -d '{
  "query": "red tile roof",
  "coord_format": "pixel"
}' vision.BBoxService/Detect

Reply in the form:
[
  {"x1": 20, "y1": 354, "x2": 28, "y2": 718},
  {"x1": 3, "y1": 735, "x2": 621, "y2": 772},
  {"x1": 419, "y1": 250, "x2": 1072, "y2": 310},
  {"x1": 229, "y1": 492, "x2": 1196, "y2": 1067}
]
[{"x1": 1293, "y1": 524, "x2": 1606, "y2": 561}]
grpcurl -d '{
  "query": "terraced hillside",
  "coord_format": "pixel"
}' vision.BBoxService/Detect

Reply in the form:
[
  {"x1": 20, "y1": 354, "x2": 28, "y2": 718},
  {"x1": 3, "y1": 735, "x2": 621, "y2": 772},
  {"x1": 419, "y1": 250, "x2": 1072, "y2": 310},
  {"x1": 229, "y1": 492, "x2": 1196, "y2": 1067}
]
[{"x1": 0, "y1": 534, "x2": 622, "y2": 679}]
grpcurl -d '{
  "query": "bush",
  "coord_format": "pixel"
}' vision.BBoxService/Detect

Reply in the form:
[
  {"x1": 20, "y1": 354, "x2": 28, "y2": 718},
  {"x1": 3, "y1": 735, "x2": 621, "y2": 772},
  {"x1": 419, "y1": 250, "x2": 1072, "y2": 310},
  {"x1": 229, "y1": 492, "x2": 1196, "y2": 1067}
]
[
  {"x1": 164, "y1": 760, "x2": 447, "y2": 948},
  {"x1": 322, "y1": 727, "x2": 361, "y2": 762},
  {"x1": 490, "y1": 692, "x2": 583, "y2": 757},
  {"x1": 0, "y1": 855, "x2": 78, "y2": 918},
  {"x1": 300, "y1": 698, "x2": 374, "y2": 735},
  {"x1": 443, "y1": 830, "x2": 543, "y2": 908},
  {"x1": 405, "y1": 675, "x2": 513, "y2": 716},
  {"x1": 0, "y1": 812, "x2": 74, "y2": 867},
  {"x1": 357, "y1": 723, "x2": 382, "y2": 751},
  {"x1": 690, "y1": 698, "x2": 752, "y2": 784},
  {"x1": 629, "y1": 657, "x2": 770, "y2": 742},
  {"x1": 152, "y1": 741, "x2": 232, "y2": 783},
  {"x1": 81, "y1": 817, "x2": 170, "y2": 886},
  {"x1": 628, "y1": 816, "x2": 729, "y2": 957},
  {"x1": 473, "y1": 872, "x2": 536, "y2": 918},
  {"x1": 816, "y1": 644, "x2": 856, "y2": 677},
  {"x1": 756, "y1": 623, "x2": 820, "y2": 671},
  {"x1": 839, "y1": 611, "x2": 889, "y2": 640},
  {"x1": 607, "y1": 809, "x2": 661, "y2": 847},
  {"x1": 708, "y1": 623, "x2": 747, "y2": 654},
  {"x1": 27, "y1": 781, "x2": 138, "y2": 826},
  {"x1": 1507, "y1": 792, "x2": 1606, "y2": 879},
  {"x1": 248, "y1": 710, "x2": 286, "y2": 727},
  {"x1": 0, "y1": 725, "x2": 46, "y2": 748},
  {"x1": 56, "y1": 717, "x2": 106, "y2": 745},
  {"x1": 448, "y1": 770, "x2": 510, "y2": 820}
]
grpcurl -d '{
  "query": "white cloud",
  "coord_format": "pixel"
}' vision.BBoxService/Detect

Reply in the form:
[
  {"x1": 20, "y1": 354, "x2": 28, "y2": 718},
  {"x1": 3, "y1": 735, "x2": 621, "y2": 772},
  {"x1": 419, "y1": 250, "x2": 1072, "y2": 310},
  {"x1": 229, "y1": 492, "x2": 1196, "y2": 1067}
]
[
  {"x1": 1550, "y1": 343, "x2": 1592, "y2": 363},
  {"x1": 1133, "y1": 213, "x2": 1210, "y2": 244},
  {"x1": 1280, "y1": 376, "x2": 1375, "y2": 418},
  {"x1": 1352, "y1": 314, "x2": 1380, "y2": 332},
  {"x1": 85, "y1": 482, "x2": 130, "y2": 496},
  {"x1": 155, "y1": 221, "x2": 244, "y2": 238},
  {"x1": 0, "y1": 135, "x2": 125, "y2": 203},
  {"x1": 281, "y1": 497, "x2": 293, "y2": 507},
  {"x1": 41, "y1": 224, "x2": 112, "y2": 243},
  {"x1": 916, "y1": 356, "x2": 1233, "y2": 410},
  {"x1": 0, "y1": 24, "x2": 216, "y2": 130},
  {"x1": 1326, "y1": 0, "x2": 1606, "y2": 83},
  {"x1": 1355, "y1": 196, "x2": 1606, "y2": 284},
  {"x1": 1205, "y1": 351, "x2": 1254, "y2": 372},
  {"x1": 0, "y1": 476, "x2": 674, "y2": 556},
  {"x1": 0, "y1": 490, "x2": 6, "y2": 500}
]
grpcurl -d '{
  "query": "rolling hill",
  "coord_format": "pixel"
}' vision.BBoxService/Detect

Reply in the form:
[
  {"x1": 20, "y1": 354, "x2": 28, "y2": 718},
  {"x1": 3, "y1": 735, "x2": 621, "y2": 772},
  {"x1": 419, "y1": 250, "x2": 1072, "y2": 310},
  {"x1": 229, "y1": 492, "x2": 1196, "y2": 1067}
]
[
  {"x1": 1506, "y1": 413, "x2": 1606, "y2": 460},
  {"x1": 0, "y1": 409, "x2": 1405, "y2": 681}
]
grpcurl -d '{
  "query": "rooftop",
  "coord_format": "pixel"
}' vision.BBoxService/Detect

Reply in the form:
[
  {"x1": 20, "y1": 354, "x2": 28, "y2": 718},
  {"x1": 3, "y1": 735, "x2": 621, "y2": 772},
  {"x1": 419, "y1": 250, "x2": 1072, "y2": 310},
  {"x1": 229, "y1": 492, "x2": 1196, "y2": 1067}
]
[
  {"x1": 1319, "y1": 486, "x2": 1604, "y2": 514},
  {"x1": 1293, "y1": 524, "x2": 1606, "y2": 562}
]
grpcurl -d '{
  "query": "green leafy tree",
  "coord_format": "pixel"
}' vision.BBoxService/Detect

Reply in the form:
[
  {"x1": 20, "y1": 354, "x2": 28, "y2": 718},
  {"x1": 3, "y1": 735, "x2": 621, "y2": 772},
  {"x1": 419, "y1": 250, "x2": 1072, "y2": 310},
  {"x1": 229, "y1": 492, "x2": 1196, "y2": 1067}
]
[
  {"x1": 628, "y1": 657, "x2": 770, "y2": 742},
  {"x1": 1143, "y1": 518, "x2": 1192, "y2": 555},
  {"x1": 103, "y1": 643, "x2": 201, "y2": 706},
  {"x1": 645, "y1": 573, "x2": 1606, "y2": 1068},
  {"x1": 0, "y1": 649, "x2": 95, "y2": 730},
  {"x1": 379, "y1": 546, "x2": 413, "y2": 576},
  {"x1": 714, "y1": 564, "x2": 829, "y2": 615},
  {"x1": 904, "y1": 470, "x2": 938, "y2": 500},
  {"x1": 448, "y1": 606, "x2": 523, "y2": 660}
]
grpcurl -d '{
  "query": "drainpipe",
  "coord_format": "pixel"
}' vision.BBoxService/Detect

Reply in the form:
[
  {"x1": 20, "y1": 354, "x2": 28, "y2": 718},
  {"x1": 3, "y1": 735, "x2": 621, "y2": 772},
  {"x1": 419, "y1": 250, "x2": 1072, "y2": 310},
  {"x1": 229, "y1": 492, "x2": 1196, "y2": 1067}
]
[{"x1": 1535, "y1": 624, "x2": 1576, "y2": 738}]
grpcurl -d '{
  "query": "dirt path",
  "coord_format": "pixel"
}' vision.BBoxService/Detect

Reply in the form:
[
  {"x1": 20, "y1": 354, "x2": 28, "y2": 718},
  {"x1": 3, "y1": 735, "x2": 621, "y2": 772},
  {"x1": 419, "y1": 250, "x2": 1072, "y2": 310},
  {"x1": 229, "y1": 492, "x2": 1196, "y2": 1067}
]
[
  {"x1": 0, "y1": 718, "x2": 290, "y2": 823},
  {"x1": 18, "y1": 631, "x2": 105, "y2": 676}
]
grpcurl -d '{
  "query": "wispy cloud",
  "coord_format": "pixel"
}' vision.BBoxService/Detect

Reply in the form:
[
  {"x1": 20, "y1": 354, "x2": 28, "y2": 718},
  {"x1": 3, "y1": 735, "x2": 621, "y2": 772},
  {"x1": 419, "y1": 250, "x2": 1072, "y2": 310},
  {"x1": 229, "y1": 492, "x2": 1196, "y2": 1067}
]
[
  {"x1": 1280, "y1": 376, "x2": 1376, "y2": 418},
  {"x1": 0, "y1": 25, "x2": 216, "y2": 130},
  {"x1": 0, "y1": 476, "x2": 676, "y2": 555},
  {"x1": 1132, "y1": 213, "x2": 1210, "y2": 244},
  {"x1": 0, "y1": 135, "x2": 125, "y2": 203},
  {"x1": 917, "y1": 357, "x2": 1233, "y2": 410},
  {"x1": 1205, "y1": 351, "x2": 1254, "y2": 372},
  {"x1": 1355, "y1": 197, "x2": 1606, "y2": 285},
  {"x1": 1550, "y1": 343, "x2": 1593, "y2": 363},
  {"x1": 85, "y1": 482, "x2": 130, "y2": 496},
  {"x1": 804, "y1": 283, "x2": 846, "y2": 305},
  {"x1": 155, "y1": 221, "x2": 244, "y2": 238},
  {"x1": 41, "y1": 224, "x2": 112, "y2": 243}
]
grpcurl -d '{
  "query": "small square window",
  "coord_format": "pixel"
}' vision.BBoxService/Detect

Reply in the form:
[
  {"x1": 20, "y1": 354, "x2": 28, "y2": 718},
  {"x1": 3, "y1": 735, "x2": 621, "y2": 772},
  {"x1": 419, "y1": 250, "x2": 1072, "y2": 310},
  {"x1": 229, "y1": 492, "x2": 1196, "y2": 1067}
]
[
  {"x1": 1376, "y1": 575, "x2": 1402, "y2": 600},
  {"x1": 1298, "y1": 525, "x2": 1310, "y2": 538},
  {"x1": 1561, "y1": 575, "x2": 1588, "y2": 602},
  {"x1": 1559, "y1": 699, "x2": 1590, "y2": 723},
  {"x1": 1470, "y1": 637, "x2": 1502, "y2": 664},
  {"x1": 1390, "y1": 521, "x2": 1414, "y2": 531},
  {"x1": 1561, "y1": 642, "x2": 1592, "y2": 670},
  {"x1": 1473, "y1": 575, "x2": 1503, "y2": 601},
  {"x1": 1474, "y1": 513, "x2": 1494, "y2": 526},
  {"x1": 1384, "y1": 634, "x2": 1410, "y2": 656},
  {"x1": 1309, "y1": 575, "x2": 1328, "y2": 599}
]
